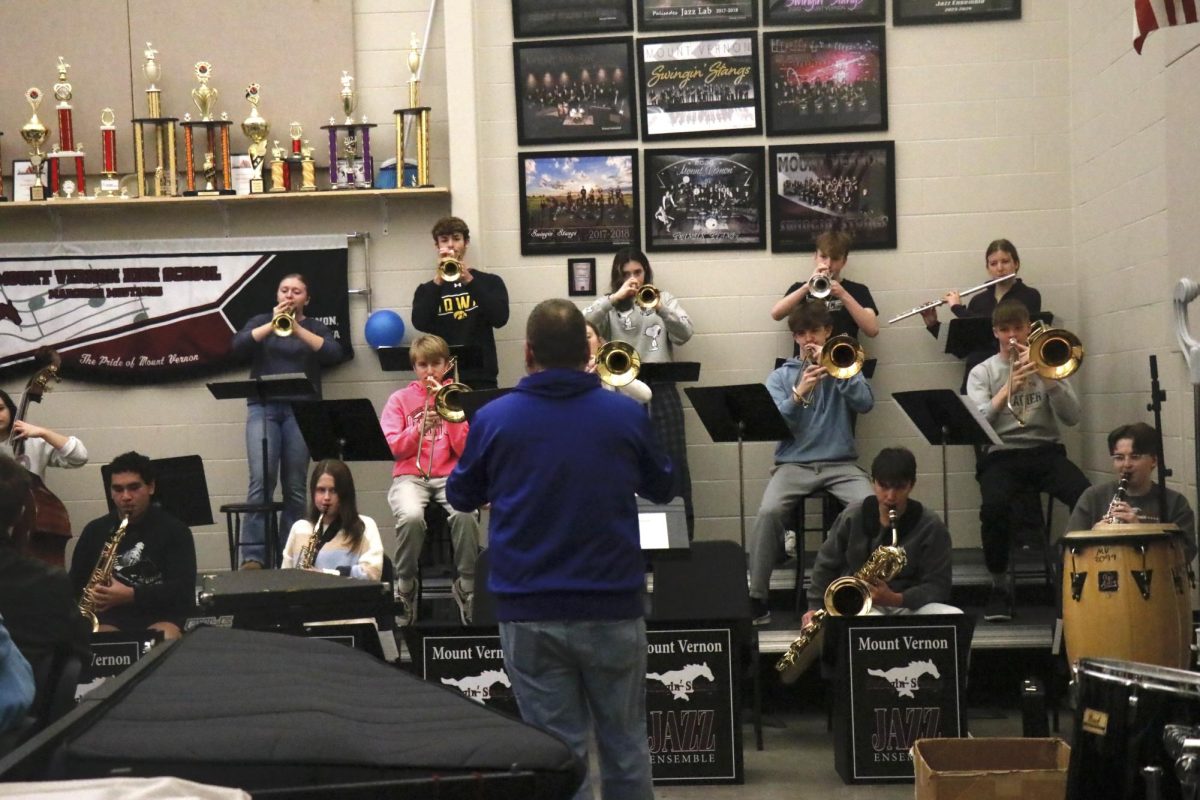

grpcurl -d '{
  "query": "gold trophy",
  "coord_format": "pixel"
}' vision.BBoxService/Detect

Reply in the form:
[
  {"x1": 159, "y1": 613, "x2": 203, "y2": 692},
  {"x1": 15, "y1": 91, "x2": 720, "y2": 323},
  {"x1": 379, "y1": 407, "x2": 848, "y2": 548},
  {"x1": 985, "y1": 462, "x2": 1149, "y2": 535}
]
[
  {"x1": 340, "y1": 70, "x2": 356, "y2": 124},
  {"x1": 21, "y1": 88, "x2": 50, "y2": 201},
  {"x1": 299, "y1": 140, "x2": 317, "y2": 191},
  {"x1": 269, "y1": 140, "x2": 287, "y2": 192},
  {"x1": 240, "y1": 82, "x2": 269, "y2": 193},
  {"x1": 192, "y1": 61, "x2": 218, "y2": 121},
  {"x1": 143, "y1": 42, "x2": 162, "y2": 116},
  {"x1": 132, "y1": 41, "x2": 178, "y2": 197},
  {"x1": 180, "y1": 62, "x2": 233, "y2": 195},
  {"x1": 394, "y1": 32, "x2": 432, "y2": 188}
]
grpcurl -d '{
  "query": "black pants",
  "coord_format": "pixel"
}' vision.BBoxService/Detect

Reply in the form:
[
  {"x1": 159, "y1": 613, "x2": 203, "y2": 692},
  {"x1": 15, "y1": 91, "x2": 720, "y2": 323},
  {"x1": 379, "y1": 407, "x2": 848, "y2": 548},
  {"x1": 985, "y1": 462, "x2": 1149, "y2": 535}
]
[{"x1": 977, "y1": 444, "x2": 1090, "y2": 574}]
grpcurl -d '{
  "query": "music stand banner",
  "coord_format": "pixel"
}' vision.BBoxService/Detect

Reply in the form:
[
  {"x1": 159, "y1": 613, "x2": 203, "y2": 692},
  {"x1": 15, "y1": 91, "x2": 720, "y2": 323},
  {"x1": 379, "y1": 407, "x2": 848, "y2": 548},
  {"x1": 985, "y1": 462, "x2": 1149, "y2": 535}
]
[
  {"x1": 415, "y1": 630, "x2": 521, "y2": 717},
  {"x1": 0, "y1": 235, "x2": 352, "y2": 381}
]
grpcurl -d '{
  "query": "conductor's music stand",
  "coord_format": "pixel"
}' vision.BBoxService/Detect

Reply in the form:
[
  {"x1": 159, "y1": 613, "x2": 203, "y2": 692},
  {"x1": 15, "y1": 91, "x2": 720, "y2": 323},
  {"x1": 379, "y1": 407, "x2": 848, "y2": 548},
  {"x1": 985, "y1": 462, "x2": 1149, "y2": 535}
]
[
  {"x1": 684, "y1": 384, "x2": 790, "y2": 550},
  {"x1": 459, "y1": 388, "x2": 512, "y2": 423},
  {"x1": 207, "y1": 373, "x2": 316, "y2": 568},
  {"x1": 892, "y1": 389, "x2": 1000, "y2": 529},
  {"x1": 638, "y1": 361, "x2": 701, "y2": 384},
  {"x1": 291, "y1": 399, "x2": 393, "y2": 463}
]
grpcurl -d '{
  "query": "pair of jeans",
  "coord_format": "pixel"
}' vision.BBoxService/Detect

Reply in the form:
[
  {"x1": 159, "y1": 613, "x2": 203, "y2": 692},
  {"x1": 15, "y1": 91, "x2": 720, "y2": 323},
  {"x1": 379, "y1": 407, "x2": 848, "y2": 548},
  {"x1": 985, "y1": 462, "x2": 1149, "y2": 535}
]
[
  {"x1": 242, "y1": 401, "x2": 309, "y2": 565},
  {"x1": 499, "y1": 618, "x2": 652, "y2": 800}
]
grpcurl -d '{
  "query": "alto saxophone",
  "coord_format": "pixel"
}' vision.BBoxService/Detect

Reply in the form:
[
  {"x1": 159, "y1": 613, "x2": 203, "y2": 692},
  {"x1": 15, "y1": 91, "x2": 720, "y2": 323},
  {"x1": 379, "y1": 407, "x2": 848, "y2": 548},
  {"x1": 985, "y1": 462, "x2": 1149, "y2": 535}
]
[
  {"x1": 775, "y1": 508, "x2": 907, "y2": 685},
  {"x1": 298, "y1": 522, "x2": 325, "y2": 570},
  {"x1": 78, "y1": 515, "x2": 130, "y2": 632}
]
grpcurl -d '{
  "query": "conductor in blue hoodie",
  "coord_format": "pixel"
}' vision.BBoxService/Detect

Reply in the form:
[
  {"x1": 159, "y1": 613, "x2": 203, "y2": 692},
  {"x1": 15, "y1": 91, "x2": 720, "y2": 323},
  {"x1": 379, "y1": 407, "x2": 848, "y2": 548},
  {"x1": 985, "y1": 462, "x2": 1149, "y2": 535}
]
[{"x1": 448, "y1": 298, "x2": 674, "y2": 800}]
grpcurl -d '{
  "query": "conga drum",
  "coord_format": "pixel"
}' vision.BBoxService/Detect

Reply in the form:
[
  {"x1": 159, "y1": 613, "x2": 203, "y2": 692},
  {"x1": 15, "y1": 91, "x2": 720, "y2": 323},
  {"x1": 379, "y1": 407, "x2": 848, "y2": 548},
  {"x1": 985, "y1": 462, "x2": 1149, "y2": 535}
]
[{"x1": 1061, "y1": 524, "x2": 1192, "y2": 671}]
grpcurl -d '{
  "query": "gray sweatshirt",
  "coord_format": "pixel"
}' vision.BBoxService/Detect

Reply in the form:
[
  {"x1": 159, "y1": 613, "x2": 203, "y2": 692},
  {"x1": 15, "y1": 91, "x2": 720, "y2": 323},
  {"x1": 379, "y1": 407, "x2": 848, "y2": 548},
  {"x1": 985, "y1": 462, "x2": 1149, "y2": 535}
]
[
  {"x1": 1067, "y1": 480, "x2": 1197, "y2": 561},
  {"x1": 967, "y1": 351, "x2": 1081, "y2": 452},
  {"x1": 582, "y1": 291, "x2": 693, "y2": 363}
]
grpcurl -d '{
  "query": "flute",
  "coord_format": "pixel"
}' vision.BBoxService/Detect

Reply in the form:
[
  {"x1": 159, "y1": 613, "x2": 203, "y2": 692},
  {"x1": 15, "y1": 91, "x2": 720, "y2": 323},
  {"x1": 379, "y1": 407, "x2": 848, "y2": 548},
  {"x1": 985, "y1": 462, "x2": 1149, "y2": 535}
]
[{"x1": 888, "y1": 274, "x2": 1014, "y2": 324}]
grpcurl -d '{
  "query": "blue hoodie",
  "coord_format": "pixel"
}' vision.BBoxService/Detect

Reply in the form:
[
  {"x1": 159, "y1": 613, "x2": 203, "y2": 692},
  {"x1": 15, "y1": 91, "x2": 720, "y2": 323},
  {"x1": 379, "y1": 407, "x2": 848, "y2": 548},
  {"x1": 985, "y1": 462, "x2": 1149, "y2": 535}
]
[{"x1": 447, "y1": 368, "x2": 675, "y2": 622}]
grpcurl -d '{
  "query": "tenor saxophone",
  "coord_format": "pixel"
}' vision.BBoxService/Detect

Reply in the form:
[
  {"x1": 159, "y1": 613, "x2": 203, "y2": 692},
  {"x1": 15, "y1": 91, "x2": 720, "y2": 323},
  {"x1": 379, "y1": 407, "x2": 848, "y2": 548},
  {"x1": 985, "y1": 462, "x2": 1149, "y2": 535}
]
[
  {"x1": 78, "y1": 515, "x2": 130, "y2": 632},
  {"x1": 775, "y1": 508, "x2": 907, "y2": 685}
]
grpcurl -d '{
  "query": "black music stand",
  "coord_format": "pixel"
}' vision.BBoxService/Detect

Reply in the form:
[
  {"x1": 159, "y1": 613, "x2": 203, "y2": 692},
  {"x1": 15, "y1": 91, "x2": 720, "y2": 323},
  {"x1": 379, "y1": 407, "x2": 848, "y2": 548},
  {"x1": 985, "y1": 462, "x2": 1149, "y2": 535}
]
[
  {"x1": 291, "y1": 398, "x2": 393, "y2": 463},
  {"x1": 207, "y1": 373, "x2": 316, "y2": 566},
  {"x1": 638, "y1": 361, "x2": 701, "y2": 383},
  {"x1": 945, "y1": 312, "x2": 1053, "y2": 360},
  {"x1": 459, "y1": 388, "x2": 513, "y2": 423},
  {"x1": 101, "y1": 455, "x2": 213, "y2": 527},
  {"x1": 685, "y1": 384, "x2": 790, "y2": 550},
  {"x1": 893, "y1": 389, "x2": 1000, "y2": 529}
]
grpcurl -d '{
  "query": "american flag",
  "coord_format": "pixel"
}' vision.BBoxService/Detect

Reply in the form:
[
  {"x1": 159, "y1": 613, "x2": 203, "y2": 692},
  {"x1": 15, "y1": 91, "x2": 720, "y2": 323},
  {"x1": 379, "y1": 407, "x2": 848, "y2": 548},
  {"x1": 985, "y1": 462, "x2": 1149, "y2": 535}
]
[{"x1": 1135, "y1": 0, "x2": 1200, "y2": 53}]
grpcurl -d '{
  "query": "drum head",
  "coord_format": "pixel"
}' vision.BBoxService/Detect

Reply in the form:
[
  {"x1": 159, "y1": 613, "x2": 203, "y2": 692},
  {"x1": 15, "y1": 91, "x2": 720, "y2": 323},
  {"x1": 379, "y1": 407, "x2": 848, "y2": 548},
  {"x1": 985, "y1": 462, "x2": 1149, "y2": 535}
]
[{"x1": 1064, "y1": 523, "x2": 1181, "y2": 542}]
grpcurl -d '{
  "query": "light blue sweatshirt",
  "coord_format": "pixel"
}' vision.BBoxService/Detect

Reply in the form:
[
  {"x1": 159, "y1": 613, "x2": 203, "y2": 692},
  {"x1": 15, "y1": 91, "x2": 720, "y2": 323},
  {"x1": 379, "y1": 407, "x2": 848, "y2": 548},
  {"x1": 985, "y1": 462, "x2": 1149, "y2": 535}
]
[{"x1": 767, "y1": 357, "x2": 874, "y2": 464}]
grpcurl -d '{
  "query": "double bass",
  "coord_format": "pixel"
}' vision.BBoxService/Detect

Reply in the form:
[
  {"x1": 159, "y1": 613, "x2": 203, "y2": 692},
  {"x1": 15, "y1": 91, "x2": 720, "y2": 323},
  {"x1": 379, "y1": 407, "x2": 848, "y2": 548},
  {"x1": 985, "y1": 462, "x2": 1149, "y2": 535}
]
[{"x1": 8, "y1": 348, "x2": 73, "y2": 566}]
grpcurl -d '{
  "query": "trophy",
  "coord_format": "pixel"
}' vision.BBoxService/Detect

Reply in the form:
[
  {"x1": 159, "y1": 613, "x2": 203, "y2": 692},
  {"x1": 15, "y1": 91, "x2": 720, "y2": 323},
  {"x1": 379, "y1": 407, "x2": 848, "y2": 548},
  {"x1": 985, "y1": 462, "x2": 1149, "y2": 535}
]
[
  {"x1": 132, "y1": 42, "x2": 178, "y2": 196},
  {"x1": 289, "y1": 121, "x2": 303, "y2": 158},
  {"x1": 96, "y1": 107, "x2": 120, "y2": 197},
  {"x1": 143, "y1": 42, "x2": 162, "y2": 116},
  {"x1": 47, "y1": 56, "x2": 86, "y2": 198},
  {"x1": 299, "y1": 140, "x2": 317, "y2": 191},
  {"x1": 322, "y1": 71, "x2": 376, "y2": 189},
  {"x1": 240, "y1": 83, "x2": 269, "y2": 193},
  {"x1": 180, "y1": 61, "x2": 233, "y2": 195},
  {"x1": 20, "y1": 88, "x2": 50, "y2": 201},
  {"x1": 268, "y1": 140, "x2": 288, "y2": 192},
  {"x1": 394, "y1": 32, "x2": 433, "y2": 188}
]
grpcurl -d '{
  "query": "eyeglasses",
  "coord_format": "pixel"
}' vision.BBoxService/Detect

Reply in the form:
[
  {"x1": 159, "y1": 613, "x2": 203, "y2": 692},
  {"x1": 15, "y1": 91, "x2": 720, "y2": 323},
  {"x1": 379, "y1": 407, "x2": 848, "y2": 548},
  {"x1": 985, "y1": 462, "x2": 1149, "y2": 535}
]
[{"x1": 1111, "y1": 453, "x2": 1147, "y2": 462}]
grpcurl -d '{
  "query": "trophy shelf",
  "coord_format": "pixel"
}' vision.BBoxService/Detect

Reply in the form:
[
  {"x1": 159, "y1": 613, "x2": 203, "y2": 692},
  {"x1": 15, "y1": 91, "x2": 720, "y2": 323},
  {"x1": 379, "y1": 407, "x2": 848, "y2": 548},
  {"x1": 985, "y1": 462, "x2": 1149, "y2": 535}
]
[{"x1": 0, "y1": 186, "x2": 448, "y2": 213}]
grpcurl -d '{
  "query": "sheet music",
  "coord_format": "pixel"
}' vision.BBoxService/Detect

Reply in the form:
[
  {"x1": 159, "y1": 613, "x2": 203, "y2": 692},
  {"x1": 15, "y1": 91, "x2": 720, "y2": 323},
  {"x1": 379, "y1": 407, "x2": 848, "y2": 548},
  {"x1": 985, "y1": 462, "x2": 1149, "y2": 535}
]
[{"x1": 639, "y1": 512, "x2": 671, "y2": 550}]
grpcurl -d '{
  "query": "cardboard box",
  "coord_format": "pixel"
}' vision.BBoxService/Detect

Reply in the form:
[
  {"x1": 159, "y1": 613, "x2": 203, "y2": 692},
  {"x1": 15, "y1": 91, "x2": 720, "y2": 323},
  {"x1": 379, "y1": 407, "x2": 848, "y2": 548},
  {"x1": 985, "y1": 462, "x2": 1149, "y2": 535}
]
[{"x1": 912, "y1": 738, "x2": 1069, "y2": 800}]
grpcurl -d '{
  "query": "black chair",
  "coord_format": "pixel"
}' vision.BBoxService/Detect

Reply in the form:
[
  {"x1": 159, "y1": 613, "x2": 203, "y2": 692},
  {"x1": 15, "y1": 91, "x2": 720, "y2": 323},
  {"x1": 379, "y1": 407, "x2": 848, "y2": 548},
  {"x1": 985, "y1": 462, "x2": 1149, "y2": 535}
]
[
  {"x1": 649, "y1": 540, "x2": 763, "y2": 751},
  {"x1": 788, "y1": 491, "x2": 844, "y2": 615},
  {"x1": 220, "y1": 501, "x2": 284, "y2": 569}
]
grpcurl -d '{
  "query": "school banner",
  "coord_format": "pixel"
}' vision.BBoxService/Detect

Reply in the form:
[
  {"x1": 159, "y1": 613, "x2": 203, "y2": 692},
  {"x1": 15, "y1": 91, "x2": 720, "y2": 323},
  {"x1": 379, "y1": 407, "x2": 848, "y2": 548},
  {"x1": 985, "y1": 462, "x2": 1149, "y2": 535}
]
[{"x1": 0, "y1": 235, "x2": 352, "y2": 381}]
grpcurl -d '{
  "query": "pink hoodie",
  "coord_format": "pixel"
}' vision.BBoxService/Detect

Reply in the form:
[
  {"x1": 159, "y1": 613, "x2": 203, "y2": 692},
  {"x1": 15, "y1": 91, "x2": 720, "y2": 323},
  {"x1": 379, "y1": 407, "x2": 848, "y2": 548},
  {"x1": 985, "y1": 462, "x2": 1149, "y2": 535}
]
[{"x1": 380, "y1": 381, "x2": 471, "y2": 478}]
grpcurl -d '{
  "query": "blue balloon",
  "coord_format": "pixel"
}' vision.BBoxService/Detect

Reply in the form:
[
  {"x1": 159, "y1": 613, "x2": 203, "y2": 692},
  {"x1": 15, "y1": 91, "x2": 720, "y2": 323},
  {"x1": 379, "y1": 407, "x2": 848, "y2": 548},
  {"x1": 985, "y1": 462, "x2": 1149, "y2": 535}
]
[{"x1": 364, "y1": 309, "x2": 406, "y2": 349}]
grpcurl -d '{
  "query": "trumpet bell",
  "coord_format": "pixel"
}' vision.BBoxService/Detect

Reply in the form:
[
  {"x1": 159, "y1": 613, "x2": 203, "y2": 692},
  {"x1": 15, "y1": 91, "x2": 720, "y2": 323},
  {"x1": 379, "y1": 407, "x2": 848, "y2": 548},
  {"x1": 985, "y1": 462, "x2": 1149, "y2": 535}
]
[
  {"x1": 272, "y1": 311, "x2": 295, "y2": 337},
  {"x1": 634, "y1": 284, "x2": 660, "y2": 311},
  {"x1": 434, "y1": 382, "x2": 470, "y2": 423},
  {"x1": 1028, "y1": 321, "x2": 1084, "y2": 380},
  {"x1": 595, "y1": 341, "x2": 641, "y2": 387},
  {"x1": 809, "y1": 274, "x2": 832, "y2": 299},
  {"x1": 437, "y1": 257, "x2": 464, "y2": 283},
  {"x1": 819, "y1": 334, "x2": 865, "y2": 379}
]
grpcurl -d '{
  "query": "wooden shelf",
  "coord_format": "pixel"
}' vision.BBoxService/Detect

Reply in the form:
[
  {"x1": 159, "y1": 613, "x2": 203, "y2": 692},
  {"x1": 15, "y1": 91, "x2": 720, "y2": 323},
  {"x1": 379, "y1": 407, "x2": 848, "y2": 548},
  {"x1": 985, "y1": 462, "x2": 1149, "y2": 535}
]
[{"x1": 0, "y1": 185, "x2": 448, "y2": 211}]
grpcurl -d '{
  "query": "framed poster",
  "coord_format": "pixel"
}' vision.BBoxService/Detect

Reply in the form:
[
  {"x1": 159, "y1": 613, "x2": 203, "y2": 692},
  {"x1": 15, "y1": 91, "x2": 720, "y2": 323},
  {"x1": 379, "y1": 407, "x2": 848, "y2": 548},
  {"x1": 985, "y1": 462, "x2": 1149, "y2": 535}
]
[
  {"x1": 764, "y1": 27, "x2": 887, "y2": 137},
  {"x1": 519, "y1": 149, "x2": 639, "y2": 255},
  {"x1": 643, "y1": 146, "x2": 765, "y2": 251},
  {"x1": 893, "y1": 0, "x2": 1020, "y2": 25},
  {"x1": 568, "y1": 257, "x2": 597, "y2": 296},
  {"x1": 638, "y1": 33, "x2": 761, "y2": 141},
  {"x1": 637, "y1": 0, "x2": 758, "y2": 32},
  {"x1": 764, "y1": 0, "x2": 884, "y2": 25},
  {"x1": 769, "y1": 140, "x2": 896, "y2": 252},
  {"x1": 511, "y1": 0, "x2": 633, "y2": 37},
  {"x1": 514, "y1": 37, "x2": 638, "y2": 146},
  {"x1": 10, "y1": 160, "x2": 37, "y2": 203}
]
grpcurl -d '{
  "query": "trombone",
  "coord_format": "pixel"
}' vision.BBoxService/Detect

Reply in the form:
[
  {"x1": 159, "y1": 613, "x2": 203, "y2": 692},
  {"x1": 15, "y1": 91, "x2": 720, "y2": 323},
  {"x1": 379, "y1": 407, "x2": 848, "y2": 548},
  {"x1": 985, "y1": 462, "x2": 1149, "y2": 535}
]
[
  {"x1": 1006, "y1": 321, "x2": 1084, "y2": 426},
  {"x1": 593, "y1": 341, "x2": 641, "y2": 387},
  {"x1": 794, "y1": 335, "x2": 865, "y2": 407},
  {"x1": 437, "y1": 257, "x2": 464, "y2": 283},
  {"x1": 414, "y1": 357, "x2": 471, "y2": 478}
]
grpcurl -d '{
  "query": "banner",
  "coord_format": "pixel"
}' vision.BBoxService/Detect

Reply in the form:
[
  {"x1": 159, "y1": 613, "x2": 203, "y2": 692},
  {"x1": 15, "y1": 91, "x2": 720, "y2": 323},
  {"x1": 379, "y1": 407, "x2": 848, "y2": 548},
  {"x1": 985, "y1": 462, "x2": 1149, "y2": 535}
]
[{"x1": 0, "y1": 235, "x2": 352, "y2": 381}]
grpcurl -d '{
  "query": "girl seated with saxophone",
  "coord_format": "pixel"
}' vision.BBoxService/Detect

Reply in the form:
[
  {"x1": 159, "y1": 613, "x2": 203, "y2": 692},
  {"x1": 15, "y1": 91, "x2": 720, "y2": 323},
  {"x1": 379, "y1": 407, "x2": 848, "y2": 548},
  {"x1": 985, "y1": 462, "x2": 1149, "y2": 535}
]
[{"x1": 281, "y1": 459, "x2": 383, "y2": 581}]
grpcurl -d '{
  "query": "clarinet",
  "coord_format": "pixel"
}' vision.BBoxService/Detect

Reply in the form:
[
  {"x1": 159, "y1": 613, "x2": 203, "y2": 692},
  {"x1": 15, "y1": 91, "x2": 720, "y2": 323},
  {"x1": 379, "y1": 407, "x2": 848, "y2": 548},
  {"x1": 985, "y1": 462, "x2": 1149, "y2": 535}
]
[{"x1": 1103, "y1": 472, "x2": 1131, "y2": 524}]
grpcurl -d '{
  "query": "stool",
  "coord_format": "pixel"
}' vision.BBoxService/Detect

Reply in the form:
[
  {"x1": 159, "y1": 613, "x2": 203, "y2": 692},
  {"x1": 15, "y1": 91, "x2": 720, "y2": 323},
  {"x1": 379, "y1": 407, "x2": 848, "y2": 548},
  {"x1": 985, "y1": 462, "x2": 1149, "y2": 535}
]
[
  {"x1": 790, "y1": 490, "x2": 844, "y2": 616},
  {"x1": 1008, "y1": 493, "x2": 1058, "y2": 600},
  {"x1": 220, "y1": 501, "x2": 284, "y2": 569}
]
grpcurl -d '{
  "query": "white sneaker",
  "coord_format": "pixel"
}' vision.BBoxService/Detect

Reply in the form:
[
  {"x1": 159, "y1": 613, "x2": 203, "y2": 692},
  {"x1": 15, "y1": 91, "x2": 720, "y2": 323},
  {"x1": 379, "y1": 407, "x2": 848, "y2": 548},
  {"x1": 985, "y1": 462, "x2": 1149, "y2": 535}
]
[
  {"x1": 395, "y1": 579, "x2": 418, "y2": 627},
  {"x1": 452, "y1": 579, "x2": 473, "y2": 626},
  {"x1": 784, "y1": 530, "x2": 797, "y2": 559}
]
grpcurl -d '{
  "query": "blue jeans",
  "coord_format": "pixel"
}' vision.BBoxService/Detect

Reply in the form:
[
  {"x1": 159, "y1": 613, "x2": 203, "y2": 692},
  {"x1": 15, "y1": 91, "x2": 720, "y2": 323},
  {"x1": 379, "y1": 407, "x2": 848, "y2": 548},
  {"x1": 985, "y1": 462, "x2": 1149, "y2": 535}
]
[
  {"x1": 499, "y1": 618, "x2": 652, "y2": 800},
  {"x1": 243, "y1": 401, "x2": 309, "y2": 565}
]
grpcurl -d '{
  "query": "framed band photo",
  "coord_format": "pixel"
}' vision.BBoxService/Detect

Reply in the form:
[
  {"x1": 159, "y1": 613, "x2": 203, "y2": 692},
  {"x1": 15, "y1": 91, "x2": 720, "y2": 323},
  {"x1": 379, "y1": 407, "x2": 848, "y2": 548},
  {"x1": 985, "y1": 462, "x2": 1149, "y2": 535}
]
[
  {"x1": 638, "y1": 33, "x2": 761, "y2": 141},
  {"x1": 894, "y1": 0, "x2": 1020, "y2": 25},
  {"x1": 763, "y1": 0, "x2": 884, "y2": 25},
  {"x1": 568, "y1": 258, "x2": 597, "y2": 296},
  {"x1": 637, "y1": 0, "x2": 759, "y2": 32},
  {"x1": 514, "y1": 37, "x2": 638, "y2": 146},
  {"x1": 768, "y1": 140, "x2": 897, "y2": 252},
  {"x1": 519, "y1": 149, "x2": 640, "y2": 255},
  {"x1": 764, "y1": 27, "x2": 888, "y2": 137},
  {"x1": 511, "y1": 0, "x2": 633, "y2": 38},
  {"x1": 644, "y1": 146, "x2": 765, "y2": 251}
]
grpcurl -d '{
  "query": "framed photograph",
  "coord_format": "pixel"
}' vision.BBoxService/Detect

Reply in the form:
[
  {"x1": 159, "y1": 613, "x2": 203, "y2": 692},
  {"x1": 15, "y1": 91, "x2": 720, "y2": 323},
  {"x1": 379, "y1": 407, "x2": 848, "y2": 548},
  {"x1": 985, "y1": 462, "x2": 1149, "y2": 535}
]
[
  {"x1": 764, "y1": 27, "x2": 887, "y2": 137},
  {"x1": 10, "y1": 160, "x2": 37, "y2": 203},
  {"x1": 568, "y1": 258, "x2": 598, "y2": 296},
  {"x1": 763, "y1": 0, "x2": 884, "y2": 25},
  {"x1": 229, "y1": 153, "x2": 255, "y2": 195},
  {"x1": 512, "y1": 0, "x2": 633, "y2": 37},
  {"x1": 519, "y1": 149, "x2": 639, "y2": 255},
  {"x1": 644, "y1": 146, "x2": 765, "y2": 251},
  {"x1": 638, "y1": 33, "x2": 761, "y2": 141},
  {"x1": 514, "y1": 37, "x2": 638, "y2": 146},
  {"x1": 769, "y1": 141, "x2": 896, "y2": 252},
  {"x1": 894, "y1": 0, "x2": 1020, "y2": 25},
  {"x1": 637, "y1": 0, "x2": 758, "y2": 32}
]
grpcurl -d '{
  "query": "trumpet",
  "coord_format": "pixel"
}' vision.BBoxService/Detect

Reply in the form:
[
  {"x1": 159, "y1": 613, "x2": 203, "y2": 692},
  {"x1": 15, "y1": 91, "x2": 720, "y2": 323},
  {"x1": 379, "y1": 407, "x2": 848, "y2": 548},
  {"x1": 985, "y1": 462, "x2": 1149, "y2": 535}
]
[
  {"x1": 808, "y1": 273, "x2": 832, "y2": 299},
  {"x1": 437, "y1": 257, "x2": 464, "y2": 282},
  {"x1": 1006, "y1": 321, "x2": 1084, "y2": 426},
  {"x1": 272, "y1": 309, "x2": 296, "y2": 336},
  {"x1": 887, "y1": 274, "x2": 1013, "y2": 324},
  {"x1": 593, "y1": 341, "x2": 641, "y2": 387},
  {"x1": 776, "y1": 508, "x2": 906, "y2": 684},
  {"x1": 634, "y1": 283, "x2": 659, "y2": 311}
]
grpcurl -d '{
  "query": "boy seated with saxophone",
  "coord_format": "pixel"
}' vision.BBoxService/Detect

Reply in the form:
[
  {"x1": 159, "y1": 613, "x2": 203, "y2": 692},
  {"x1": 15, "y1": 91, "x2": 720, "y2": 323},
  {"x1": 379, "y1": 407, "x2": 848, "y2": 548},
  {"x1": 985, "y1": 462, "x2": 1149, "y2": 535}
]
[
  {"x1": 1067, "y1": 422, "x2": 1196, "y2": 559},
  {"x1": 70, "y1": 451, "x2": 196, "y2": 640},
  {"x1": 748, "y1": 301, "x2": 874, "y2": 625},
  {"x1": 281, "y1": 459, "x2": 383, "y2": 580},
  {"x1": 802, "y1": 448, "x2": 959, "y2": 630},
  {"x1": 967, "y1": 300, "x2": 1090, "y2": 622},
  {"x1": 380, "y1": 334, "x2": 479, "y2": 626}
]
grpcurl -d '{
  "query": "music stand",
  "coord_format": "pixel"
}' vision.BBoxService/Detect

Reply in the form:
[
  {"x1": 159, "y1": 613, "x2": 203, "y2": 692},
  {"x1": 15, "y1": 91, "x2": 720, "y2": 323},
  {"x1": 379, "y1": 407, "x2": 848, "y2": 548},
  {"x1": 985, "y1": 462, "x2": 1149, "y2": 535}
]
[
  {"x1": 945, "y1": 312, "x2": 1053, "y2": 360},
  {"x1": 638, "y1": 361, "x2": 700, "y2": 383},
  {"x1": 459, "y1": 388, "x2": 512, "y2": 424},
  {"x1": 291, "y1": 399, "x2": 393, "y2": 463},
  {"x1": 892, "y1": 389, "x2": 1001, "y2": 529},
  {"x1": 684, "y1": 384, "x2": 790, "y2": 549},
  {"x1": 101, "y1": 454, "x2": 213, "y2": 527},
  {"x1": 375, "y1": 344, "x2": 482, "y2": 373},
  {"x1": 208, "y1": 373, "x2": 316, "y2": 565}
]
